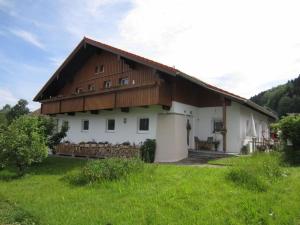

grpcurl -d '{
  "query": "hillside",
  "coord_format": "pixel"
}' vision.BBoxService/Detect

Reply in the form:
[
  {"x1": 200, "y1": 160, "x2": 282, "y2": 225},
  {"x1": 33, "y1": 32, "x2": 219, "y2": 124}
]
[{"x1": 250, "y1": 75, "x2": 300, "y2": 117}]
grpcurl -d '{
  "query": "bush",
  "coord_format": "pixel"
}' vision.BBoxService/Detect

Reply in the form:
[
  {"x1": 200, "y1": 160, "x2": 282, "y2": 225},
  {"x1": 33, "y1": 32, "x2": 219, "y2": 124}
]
[
  {"x1": 226, "y1": 153, "x2": 283, "y2": 192},
  {"x1": 0, "y1": 115, "x2": 48, "y2": 175},
  {"x1": 38, "y1": 116, "x2": 69, "y2": 151},
  {"x1": 140, "y1": 139, "x2": 156, "y2": 163},
  {"x1": 66, "y1": 158, "x2": 144, "y2": 185},
  {"x1": 272, "y1": 115, "x2": 300, "y2": 164}
]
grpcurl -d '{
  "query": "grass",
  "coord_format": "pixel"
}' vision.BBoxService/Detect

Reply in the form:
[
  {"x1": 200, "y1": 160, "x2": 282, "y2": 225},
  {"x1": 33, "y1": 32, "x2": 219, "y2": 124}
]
[{"x1": 0, "y1": 155, "x2": 300, "y2": 225}]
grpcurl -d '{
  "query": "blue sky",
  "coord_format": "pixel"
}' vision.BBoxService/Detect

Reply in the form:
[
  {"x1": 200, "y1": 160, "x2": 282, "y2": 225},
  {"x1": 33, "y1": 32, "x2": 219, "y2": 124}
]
[
  {"x1": 1, "y1": 0, "x2": 300, "y2": 110},
  {"x1": 0, "y1": 0, "x2": 132, "y2": 109}
]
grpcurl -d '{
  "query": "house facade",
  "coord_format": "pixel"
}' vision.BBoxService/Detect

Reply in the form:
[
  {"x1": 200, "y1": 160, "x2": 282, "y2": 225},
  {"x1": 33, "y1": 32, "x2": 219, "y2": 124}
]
[{"x1": 34, "y1": 37, "x2": 276, "y2": 162}]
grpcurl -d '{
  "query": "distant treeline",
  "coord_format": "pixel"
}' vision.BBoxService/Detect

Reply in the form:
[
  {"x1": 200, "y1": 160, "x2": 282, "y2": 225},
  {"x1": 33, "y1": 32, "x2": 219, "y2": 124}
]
[{"x1": 251, "y1": 75, "x2": 300, "y2": 117}]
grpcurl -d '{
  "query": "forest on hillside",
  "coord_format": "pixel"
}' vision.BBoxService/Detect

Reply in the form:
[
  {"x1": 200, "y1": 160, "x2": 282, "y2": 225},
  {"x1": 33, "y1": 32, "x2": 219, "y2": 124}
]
[{"x1": 250, "y1": 75, "x2": 300, "y2": 117}]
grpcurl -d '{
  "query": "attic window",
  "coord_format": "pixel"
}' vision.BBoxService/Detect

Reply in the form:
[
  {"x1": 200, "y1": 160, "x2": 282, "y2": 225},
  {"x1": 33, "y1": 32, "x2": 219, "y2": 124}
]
[
  {"x1": 95, "y1": 64, "x2": 104, "y2": 74},
  {"x1": 119, "y1": 77, "x2": 129, "y2": 86},
  {"x1": 75, "y1": 87, "x2": 83, "y2": 94},
  {"x1": 88, "y1": 84, "x2": 95, "y2": 91},
  {"x1": 104, "y1": 80, "x2": 112, "y2": 89}
]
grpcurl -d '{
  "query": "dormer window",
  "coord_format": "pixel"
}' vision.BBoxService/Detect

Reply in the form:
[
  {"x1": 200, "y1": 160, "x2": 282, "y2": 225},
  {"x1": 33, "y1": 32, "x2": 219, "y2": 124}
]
[
  {"x1": 95, "y1": 64, "x2": 104, "y2": 74},
  {"x1": 88, "y1": 84, "x2": 95, "y2": 91},
  {"x1": 119, "y1": 77, "x2": 129, "y2": 86},
  {"x1": 104, "y1": 80, "x2": 112, "y2": 89}
]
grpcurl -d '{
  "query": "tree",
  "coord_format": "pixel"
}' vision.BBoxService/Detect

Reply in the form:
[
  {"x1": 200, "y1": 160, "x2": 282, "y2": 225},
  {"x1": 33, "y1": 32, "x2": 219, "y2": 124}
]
[
  {"x1": 6, "y1": 99, "x2": 29, "y2": 124},
  {"x1": 0, "y1": 115, "x2": 48, "y2": 174},
  {"x1": 273, "y1": 115, "x2": 300, "y2": 164},
  {"x1": 37, "y1": 116, "x2": 69, "y2": 150},
  {"x1": 0, "y1": 104, "x2": 11, "y2": 127},
  {"x1": 277, "y1": 96, "x2": 293, "y2": 116}
]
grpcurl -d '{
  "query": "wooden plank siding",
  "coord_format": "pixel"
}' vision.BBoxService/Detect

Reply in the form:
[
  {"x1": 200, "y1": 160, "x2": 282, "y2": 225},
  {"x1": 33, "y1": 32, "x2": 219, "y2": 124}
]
[
  {"x1": 60, "y1": 98, "x2": 84, "y2": 113},
  {"x1": 57, "y1": 51, "x2": 160, "y2": 97},
  {"x1": 41, "y1": 85, "x2": 172, "y2": 114},
  {"x1": 116, "y1": 86, "x2": 158, "y2": 108},
  {"x1": 85, "y1": 93, "x2": 115, "y2": 110},
  {"x1": 39, "y1": 47, "x2": 228, "y2": 115},
  {"x1": 41, "y1": 101, "x2": 60, "y2": 114},
  {"x1": 173, "y1": 77, "x2": 231, "y2": 107}
]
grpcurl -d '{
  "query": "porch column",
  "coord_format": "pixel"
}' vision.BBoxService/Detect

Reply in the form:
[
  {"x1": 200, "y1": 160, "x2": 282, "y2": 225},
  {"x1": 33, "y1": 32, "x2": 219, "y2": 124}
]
[{"x1": 222, "y1": 96, "x2": 227, "y2": 152}]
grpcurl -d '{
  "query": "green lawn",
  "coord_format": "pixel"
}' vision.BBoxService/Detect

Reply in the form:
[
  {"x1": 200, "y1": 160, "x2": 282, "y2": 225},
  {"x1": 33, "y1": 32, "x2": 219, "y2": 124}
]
[{"x1": 0, "y1": 156, "x2": 300, "y2": 225}]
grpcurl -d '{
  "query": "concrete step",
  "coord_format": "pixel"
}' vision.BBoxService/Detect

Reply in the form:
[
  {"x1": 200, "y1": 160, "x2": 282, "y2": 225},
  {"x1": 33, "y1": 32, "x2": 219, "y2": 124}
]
[{"x1": 188, "y1": 150, "x2": 236, "y2": 161}]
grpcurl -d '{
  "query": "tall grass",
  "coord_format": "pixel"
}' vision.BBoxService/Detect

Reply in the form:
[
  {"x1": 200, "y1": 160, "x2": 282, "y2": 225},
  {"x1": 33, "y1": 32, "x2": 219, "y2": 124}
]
[{"x1": 226, "y1": 152, "x2": 284, "y2": 192}]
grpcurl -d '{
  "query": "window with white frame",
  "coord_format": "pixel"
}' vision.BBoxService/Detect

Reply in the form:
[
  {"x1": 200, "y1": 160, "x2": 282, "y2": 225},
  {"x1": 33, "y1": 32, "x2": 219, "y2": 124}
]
[
  {"x1": 104, "y1": 80, "x2": 112, "y2": 89},
  {"x1": 81, "y1": 120, "x2": 89, "y2": 131},
  {"x1": 95, "y1": 64, "x2": 104, "y2": 74},
  {"x1": 212, "y1": 119, "x2": 223, "y2": 133},
  {"x1": 106, "y1": 119, "x2": 115, "y2": 132},
  {"x1": 119, "y1": 77, "x2": 129, "y2": 86},
  {"x1": 138, "y1": 118, "x2": 149, "y2": 132},
  {"x1": 88, "y1": 84, "x2": 95, "y2": 91}
]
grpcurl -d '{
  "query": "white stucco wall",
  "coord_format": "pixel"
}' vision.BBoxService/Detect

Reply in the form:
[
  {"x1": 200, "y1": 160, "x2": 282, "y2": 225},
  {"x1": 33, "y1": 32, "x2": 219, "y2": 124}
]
[
  {"x1": 239, "y1": 104, "x2": 271, "y2": 152},
  {"x1": 55, "y1": 100, "x2": 272, "y2": 160},
  {"x1": 168, "y1": 101, "x2": 271, "y2": 154},
  {"x1": 55, "y1": 105, "x2": 164, "y2": 145},
  {"x1": 226, "y1": 102, "x2": 243, "y2": 153},
  {"x1": 155, "y1": 113, "x2": 188, "y2": 162}
]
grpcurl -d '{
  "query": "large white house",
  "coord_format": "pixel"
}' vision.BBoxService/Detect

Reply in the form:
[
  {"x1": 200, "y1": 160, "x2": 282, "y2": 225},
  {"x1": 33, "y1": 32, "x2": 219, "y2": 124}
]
[{"x1": 34, "y1": 37, "x2": 277, "y2": 162}]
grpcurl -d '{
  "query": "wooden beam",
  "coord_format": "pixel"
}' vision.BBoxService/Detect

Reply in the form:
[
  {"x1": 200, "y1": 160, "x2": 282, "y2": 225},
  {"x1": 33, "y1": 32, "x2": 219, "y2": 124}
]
[
  {"x1": 162, "y1": 105, "x2": 170, "y2": 111},
  {"x1": 121, "y1": 107, "x2": 129, "y2": 113},
  {"x1": 90, "y1": 110, "x2": 99, "y2": 114},
  {"x1": 222, "y1": 96, "x2": 227, "y2": 152}
]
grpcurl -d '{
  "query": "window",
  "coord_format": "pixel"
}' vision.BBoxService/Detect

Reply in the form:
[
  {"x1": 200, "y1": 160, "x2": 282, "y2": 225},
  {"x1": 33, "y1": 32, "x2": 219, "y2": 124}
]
[
  {"x1": 62, "y1": 120, "x2": 69, "y2": 130},
  {"x1": 104, "y1": 80, "x2": 112, "y2": 89},
  {"x1": 82, "y1": 120, "x2": 89, "y2": 131},
  {"x1": 106, "y1": 119, "x2": 115, "y2": 132},
  {"x1": 138, "y1": 118, "x2": 149, "y2": 132},
  {"x1": 119, "y1": 77, "x2": 129, "y2": 86},
  {"x1": 95, "y1": 64, "x2": 104, "y2": 74},
  {"x1": 213, "y1": 119, "x2": 223, "y2": 133},
  {"x1": 55, "y1": 119, "x2": 59, "y2": 132},
  {"x1": 88, "y1": 84, "x2": 95, "y2": 91},
  {"x1": 75, "y1": 87, "x2": 83, "y2": 94}
]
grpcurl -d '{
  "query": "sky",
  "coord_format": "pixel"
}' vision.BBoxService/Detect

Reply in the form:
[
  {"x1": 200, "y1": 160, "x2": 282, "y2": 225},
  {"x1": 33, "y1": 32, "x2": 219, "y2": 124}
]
[{"x1": 1, "y1": 0, "x2": 300, "y2": 110}]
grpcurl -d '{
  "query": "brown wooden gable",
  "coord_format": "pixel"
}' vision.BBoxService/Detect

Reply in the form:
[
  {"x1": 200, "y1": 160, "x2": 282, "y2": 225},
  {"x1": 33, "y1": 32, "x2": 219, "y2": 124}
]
[
  {"x1": 36, "y1": 37, "x2": 276, "y2": 119},
  {"x1": 57, "y1": 50, "x2": 160, "y2": 97}
]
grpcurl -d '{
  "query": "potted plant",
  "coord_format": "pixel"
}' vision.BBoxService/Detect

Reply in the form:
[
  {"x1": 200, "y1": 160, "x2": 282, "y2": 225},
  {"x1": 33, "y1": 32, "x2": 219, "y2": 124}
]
[{"x1": 214, "y1": 140, "x2": 220, "y2": 151}]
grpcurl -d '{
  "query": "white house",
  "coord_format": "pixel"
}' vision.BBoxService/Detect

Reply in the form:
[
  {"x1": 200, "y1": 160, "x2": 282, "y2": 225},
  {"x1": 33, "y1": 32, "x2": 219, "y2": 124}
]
[{"x1": 34, "y1": 37, "x2": 277, "y2": 162}]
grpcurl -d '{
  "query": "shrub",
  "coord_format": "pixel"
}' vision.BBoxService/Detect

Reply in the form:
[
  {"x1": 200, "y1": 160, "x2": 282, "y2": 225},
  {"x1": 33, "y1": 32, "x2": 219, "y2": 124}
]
[
  {"x1": 140, "y1": 139, "x2": 156, "y2": 163},
  {"x1": 272, "y1": 115, "x2": 300, "y2": 164},
  {"x1": 38, "y1": 116, "x2": 69, "y2": 151},
  {"x1": 226, "y1": 153, "x2": 283, "y2": 192},
  {"x1": 0, "y1": 115, "x2": 48, "y2": 175},
  {"x1": 240, "y1": 145, "x2": 249, "y2": 155},
  {"x1": 66, "y1": 158, "x2": 144, "y2": 185}
]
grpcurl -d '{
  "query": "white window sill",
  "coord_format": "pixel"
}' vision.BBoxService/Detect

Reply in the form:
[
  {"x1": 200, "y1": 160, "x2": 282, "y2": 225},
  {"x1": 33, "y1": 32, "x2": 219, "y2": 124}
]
[
  {"x1": 106, "y1": 130, "x2": 115, "y2": 133},
  {"x1": 137, "y1": 130, "x2": 149, "y2": 134}
]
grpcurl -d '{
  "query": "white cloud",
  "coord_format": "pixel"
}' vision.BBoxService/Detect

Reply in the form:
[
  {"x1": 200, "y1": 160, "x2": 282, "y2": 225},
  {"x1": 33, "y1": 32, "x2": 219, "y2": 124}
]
[
  {"x1": 58, "y1": 0, "x2": 127, "y2": 40},
  {"x1": 10, "y1": 28, "x2": 45, "y2": 49},
  {"x1": 0, "y1": 88, "x2": 18, "y2": 107},
  {"x1": 118, "y1": 0, "x2": 300, "y2": 98}
]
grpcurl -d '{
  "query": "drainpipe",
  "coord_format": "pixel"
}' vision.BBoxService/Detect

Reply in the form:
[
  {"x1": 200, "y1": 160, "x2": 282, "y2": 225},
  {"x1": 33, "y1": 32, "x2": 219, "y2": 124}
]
[{"x1": 222, "y1": 96, "x2": 227, "y2": 152}]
